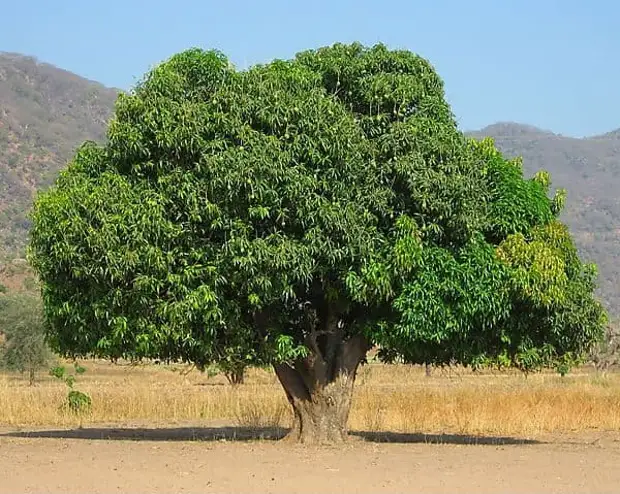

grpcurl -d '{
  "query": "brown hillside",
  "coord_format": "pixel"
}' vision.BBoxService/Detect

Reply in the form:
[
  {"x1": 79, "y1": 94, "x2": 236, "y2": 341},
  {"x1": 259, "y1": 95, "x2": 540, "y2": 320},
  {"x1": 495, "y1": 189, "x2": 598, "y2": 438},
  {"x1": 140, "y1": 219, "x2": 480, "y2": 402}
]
[{"x1": 0, "y1": 52, "x2": 118, "y2": 257}]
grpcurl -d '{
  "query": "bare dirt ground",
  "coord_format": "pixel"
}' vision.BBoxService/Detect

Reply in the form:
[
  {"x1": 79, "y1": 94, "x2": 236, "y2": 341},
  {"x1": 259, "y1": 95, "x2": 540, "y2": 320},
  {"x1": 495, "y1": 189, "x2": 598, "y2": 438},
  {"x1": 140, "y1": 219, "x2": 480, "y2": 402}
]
[{"x1": 2, "y1": 424, "x2": 620, "y2": 494}]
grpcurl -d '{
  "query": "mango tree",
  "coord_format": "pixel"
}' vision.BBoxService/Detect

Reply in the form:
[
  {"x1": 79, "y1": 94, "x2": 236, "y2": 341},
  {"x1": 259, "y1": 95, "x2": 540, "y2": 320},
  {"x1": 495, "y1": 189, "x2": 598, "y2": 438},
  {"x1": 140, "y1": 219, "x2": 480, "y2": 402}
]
[{"x1": 28, "y1": 43, "x2": 606, "y2": 444}]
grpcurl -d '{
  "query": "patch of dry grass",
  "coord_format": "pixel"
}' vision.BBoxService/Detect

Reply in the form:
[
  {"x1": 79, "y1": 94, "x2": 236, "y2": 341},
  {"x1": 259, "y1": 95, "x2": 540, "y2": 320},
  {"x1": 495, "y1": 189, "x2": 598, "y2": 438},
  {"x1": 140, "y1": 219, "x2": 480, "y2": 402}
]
[{"x1": 1, "y1": 360, "x2": 620, "y2": 438}]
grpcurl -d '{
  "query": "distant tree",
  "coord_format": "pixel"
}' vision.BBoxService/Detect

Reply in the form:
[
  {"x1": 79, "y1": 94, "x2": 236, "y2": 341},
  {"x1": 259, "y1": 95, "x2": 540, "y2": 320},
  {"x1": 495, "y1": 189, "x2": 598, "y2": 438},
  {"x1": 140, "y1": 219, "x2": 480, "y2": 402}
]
[
  {"x1": 220, "y1": 362, "x2": 246, "y2": 386},
  {"x1": 0, "y1": 292, "x2": 54, "y2": 385},
  {"x1": 216, "y1": 326, "x2": 257, "y2": 385},
  {"x1": 28, "y1": 43, "x2": 606, "y2": 443}
]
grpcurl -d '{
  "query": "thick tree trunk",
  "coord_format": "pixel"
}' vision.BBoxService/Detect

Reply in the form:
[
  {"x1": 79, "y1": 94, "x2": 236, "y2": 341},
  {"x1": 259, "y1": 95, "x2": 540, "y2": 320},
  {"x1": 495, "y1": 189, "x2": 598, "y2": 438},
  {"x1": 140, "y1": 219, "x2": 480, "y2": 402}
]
[{"x1": 274, "y1": 333, "x2": 369, "y2": 444}]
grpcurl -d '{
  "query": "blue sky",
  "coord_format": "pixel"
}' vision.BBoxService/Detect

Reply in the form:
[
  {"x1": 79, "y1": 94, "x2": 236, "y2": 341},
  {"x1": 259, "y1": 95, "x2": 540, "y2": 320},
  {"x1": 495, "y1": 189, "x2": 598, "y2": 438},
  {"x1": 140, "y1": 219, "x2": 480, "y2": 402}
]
[{"x1": 2, "y1": 0, "x2": 618, "y2": 137}]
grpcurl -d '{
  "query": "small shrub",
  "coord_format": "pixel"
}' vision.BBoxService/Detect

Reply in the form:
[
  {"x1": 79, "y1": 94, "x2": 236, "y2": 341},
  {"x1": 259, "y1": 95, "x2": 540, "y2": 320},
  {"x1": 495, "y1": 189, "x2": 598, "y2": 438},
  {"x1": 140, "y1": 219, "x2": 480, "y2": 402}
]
[{"x1": 50, "y1": 362, "x2": 92, "y2": 416}]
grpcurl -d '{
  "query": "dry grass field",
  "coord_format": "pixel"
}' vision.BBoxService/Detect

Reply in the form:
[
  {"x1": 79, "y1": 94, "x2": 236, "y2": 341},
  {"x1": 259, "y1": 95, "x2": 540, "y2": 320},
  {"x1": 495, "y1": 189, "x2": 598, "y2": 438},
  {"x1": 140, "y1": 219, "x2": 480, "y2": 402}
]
[
  {"x1": 2, "y1": 359, "x2": 620, "y2": 437},
  {"x1": 3, "y1": 361, "x2": 620, "y2": 493}
]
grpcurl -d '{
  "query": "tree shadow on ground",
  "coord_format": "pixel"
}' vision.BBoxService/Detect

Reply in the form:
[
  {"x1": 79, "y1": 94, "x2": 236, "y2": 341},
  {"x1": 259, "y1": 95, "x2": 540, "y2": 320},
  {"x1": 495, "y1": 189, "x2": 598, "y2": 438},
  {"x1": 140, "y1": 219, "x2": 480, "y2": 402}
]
[
  {"x1": 352, "y1": 431, "x2": 540, "y2": 445},
  {"x1": 1, "y1": 426, "x2": 540, "y2": 445}
]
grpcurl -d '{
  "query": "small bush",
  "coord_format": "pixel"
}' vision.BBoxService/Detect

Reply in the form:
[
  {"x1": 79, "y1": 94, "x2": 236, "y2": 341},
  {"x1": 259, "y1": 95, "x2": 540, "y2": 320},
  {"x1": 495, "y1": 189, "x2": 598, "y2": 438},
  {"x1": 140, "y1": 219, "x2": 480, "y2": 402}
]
[{"x1": 50, "y1": 362, "x2": 92, "y2": 416}]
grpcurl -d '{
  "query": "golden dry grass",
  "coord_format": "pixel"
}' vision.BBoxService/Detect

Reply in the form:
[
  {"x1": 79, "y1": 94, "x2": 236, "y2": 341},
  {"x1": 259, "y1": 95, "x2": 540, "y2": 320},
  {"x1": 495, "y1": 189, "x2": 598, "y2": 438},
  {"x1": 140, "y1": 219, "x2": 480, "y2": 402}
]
[{"x1": 1, "y1": 360, "x2": 620, "y2": 438}]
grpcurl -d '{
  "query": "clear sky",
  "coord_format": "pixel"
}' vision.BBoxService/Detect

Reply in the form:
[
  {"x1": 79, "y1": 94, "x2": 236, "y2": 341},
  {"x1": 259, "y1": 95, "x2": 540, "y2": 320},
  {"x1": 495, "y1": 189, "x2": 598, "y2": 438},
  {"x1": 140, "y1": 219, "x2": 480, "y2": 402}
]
[{"x1": 2, "y1": 0, "x2": 618, "y2": 137}]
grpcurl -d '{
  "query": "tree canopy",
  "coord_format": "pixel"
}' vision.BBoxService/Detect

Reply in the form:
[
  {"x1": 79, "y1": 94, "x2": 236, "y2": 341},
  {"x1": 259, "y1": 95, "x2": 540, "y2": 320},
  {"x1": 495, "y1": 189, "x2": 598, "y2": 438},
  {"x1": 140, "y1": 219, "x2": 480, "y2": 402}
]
[{"x1": 28, "y1": 43, "x2": 607, "y2": 442}]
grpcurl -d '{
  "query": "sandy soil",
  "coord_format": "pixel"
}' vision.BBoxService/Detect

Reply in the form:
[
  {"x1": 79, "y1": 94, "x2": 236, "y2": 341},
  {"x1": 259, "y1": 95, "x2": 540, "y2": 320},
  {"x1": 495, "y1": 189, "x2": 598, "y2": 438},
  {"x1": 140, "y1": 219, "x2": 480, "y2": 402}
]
[{"x1": 1, "y1": 425, "x2": 620, "y2": 493}]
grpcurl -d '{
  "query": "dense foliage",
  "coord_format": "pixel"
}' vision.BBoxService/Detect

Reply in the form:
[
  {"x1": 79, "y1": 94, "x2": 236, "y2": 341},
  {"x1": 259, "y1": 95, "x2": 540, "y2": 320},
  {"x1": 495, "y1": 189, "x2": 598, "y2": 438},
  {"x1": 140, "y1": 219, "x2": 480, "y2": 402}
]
[
  {"x1": 2, "y1": 54, "x2": 619, "y2": 317},
  {"x1": 467, "y1": 123, "x2": 620, "y2": 316},
  {"x1": 29, "y1": 43, "x2": 605, "y2": 380}
]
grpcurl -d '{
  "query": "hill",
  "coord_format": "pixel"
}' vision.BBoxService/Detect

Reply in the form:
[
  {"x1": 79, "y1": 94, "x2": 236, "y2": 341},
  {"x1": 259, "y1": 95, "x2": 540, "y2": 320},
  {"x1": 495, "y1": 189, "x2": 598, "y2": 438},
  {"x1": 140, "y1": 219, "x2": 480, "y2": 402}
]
[
  {"x1": 0, "y1": 52, "x2": 118, "y2": 257},
  {"x1": 0, "y1": 53, "x2": 618, "y2": 313},
  {"x1": 467, "y1": 122, "x2": 620, "y2": 313}
]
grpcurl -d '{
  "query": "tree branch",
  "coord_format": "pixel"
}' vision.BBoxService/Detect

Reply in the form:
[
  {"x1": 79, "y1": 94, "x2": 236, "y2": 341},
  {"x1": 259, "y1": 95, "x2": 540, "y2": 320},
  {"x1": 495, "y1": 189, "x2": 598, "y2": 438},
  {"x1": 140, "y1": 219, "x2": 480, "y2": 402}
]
[
  {"x1": 274, "y1": 362, "x2": 311, "y2": 402},
  {"x1": 342, "y1": 333, "x2": 370, "y2": 374}
]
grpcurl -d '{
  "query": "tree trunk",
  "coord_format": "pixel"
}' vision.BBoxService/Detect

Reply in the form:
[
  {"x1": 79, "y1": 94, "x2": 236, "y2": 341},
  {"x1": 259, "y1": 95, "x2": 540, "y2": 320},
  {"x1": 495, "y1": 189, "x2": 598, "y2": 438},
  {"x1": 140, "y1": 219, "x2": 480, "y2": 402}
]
[
  {"x1": 274, "y1": 333, "x2": 369, "y2": 444},
  {"x1": 28, "y1": 367, "x2": 35, "y2": 386}
]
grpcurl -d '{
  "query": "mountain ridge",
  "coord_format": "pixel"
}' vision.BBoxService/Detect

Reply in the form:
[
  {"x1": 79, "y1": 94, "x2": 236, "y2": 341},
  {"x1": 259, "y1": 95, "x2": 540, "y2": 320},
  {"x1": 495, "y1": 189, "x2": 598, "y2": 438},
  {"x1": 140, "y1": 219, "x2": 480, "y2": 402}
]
[{"x1": 469, "y1": 121, "x2": 620, "y2": 141}]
